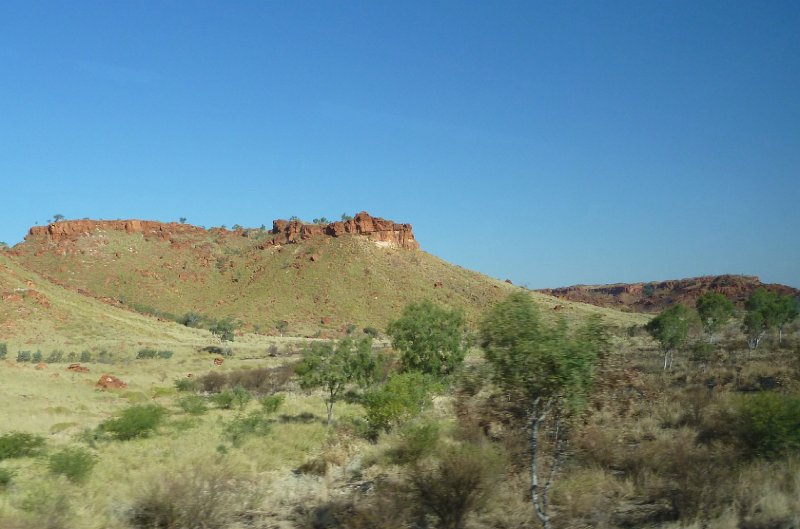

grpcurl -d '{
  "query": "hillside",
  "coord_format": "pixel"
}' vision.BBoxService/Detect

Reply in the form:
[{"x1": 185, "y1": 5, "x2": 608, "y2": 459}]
[
  {"x1": 538, "y1": 274, "x2": 800, "y2": 313},
  {"x1": 10, "y1": 213, "x2": 645, "y2": 335}
]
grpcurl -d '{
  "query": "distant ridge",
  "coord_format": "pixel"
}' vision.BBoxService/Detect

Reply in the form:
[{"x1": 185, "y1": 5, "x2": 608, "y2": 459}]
[{"x1": 537, "y1": 274, "x2": 800, "y2": 313}]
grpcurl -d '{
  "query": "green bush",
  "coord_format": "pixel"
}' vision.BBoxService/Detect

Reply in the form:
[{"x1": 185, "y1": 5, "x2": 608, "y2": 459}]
[
  {"x1": 223, "y1": 411, "x2": 272, "y2": 446},
  {"x1": 80, "y1": 351, "x2": 92, "y2": 363},
  {"x1": 178, "y1": 395, "x2": 208, "y2": 416},
  {"x1": 0, "y1": 342, "x2": 7, "y2": 360},
  {"x1": 48, "y1": 446, "x2": 97, "y2": 482},
  {"x1": 0, "y1": 432, "x2": 46, "y2": 460},
  {"x1": 16, "y1": 350, "x2": 30, "y2": 363},
  {"x1": 174, "y1": 377, "x2": 197, "y2": 392},
  {"x1": 363, "y1": 372, "x2": 438, "y2": 437},
  {"x1": 390, "y1": 420, "x2": 441, "y2": 464},
  {"x1": 157, "y1": 350, "x2": 174, "y2": 359},
  {"x1": 46, "y1": 350, "x2": 64, "y2": 363},
  {"x1": 738, "y1": 392, "x2": 800, "y2": 459},
  {"x1": 0, "y1": 466, "x2": 14, "y2": 488},
  {"x1": 100, "y1": 404, "x2": 167, "y2": 440},
  {"x1": 32, "y1": 350, "x2": 43, "y2": 363},
  {"x1": 259, "y1": 394, "x2": 285, "y2": 415},
  {"x1": 136, "y1": 348, "x2": 158, "y2": 359}
]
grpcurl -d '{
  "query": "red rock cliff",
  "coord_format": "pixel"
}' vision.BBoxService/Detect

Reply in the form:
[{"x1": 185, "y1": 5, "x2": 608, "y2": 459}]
[
  {"x1": 27, "y1": 220, "x2": 205, "y2": 242},
  {"x1": 271, "y1": 211, "x2": 419, "y2": 250}
]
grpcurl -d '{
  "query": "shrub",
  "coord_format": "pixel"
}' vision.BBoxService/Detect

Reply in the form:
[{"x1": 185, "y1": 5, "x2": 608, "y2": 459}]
[
  {"x1": 363, "y1": 327, "x2": 379, "y2": 338},
  {"x1": 259, "y1": 393, "x2": 285, "y2": 415},
  {"x1": 16, "y1": 350, "x2": 31, "y2": 363},
  {"x1": 363, "y1": 372, "x2": 438, "y2": 437},
  {"x1": 0, "y1": 467, "x2": 14, "y2": 489},
  {"x1": 32, "y1": 350, "x2": 43, "y2": 363},
  {"x1": 0, "y1": 432, "x2": 46, "y2": 460},
  {"x1": 178, "y1": 395, "x2": 208, "y2": 416},
  {"x1": 408, "y1": 441, "x2": 505, "y2": 529},
  {"x1": 48, "y1": 446, "x2": 97, "y2": 482},
  {"x1": 136, "y1": 348, "x2": 157, "y2": 359},
  {"x1": 127, "y1": 463, "x2": 260, "y2": 529},
  {"x1": 738, "y1": 392, "x2": 800, "y2": 459},
  {"x1": 100, "y1": 404, "x2": 167, "y2": 440},
  {"x1": 390, "y1": 420, "x2": 441, "y2": 464},
  {"x1": 198, "y1": 365, "x2": 295, "y2": 395},
  {"x1": 174, "y1": 377, "x2": 197, "y2": 392},
  {"x1": 46, "y1": 350, "x2": 64, "y2": 363},
  {"x1": 66, "y1": 351, "x2": 77, "y2": 362},
  {"x1": 79, "y1": 350, "x2": 92, "y2": 363},
  {"x1": 0, "y1": 343, "x2": 6, "y2": 360},
  {"x1": 224, "y1": 411, "x2": 273, "y2": 446},
  {"x1": 157, "y1": 350, "x2": 174, "y2": 359}
]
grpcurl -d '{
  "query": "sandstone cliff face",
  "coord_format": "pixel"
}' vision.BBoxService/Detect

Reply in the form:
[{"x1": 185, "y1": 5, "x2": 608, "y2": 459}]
[
  {"x1": 538, "y1": 275, "x2": 799, "y2": 313},
  {"x1": 27, "y1": 220, "x2": 204, "y2": 242},
  {"x1": 270, "y1": 211, "x2": 419, "y2": 250}
]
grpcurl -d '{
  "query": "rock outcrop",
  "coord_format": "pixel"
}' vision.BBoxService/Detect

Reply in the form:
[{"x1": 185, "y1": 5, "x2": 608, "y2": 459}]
[
  {"x1": 27, "y1": 220, "x2": 205, "y2": 242},
  {"x1": 270, "y1": 211, "x2": 419, "y2": 250},
  {"x1": 538, "y1": 275, "x2": 799, "y2": 313}
]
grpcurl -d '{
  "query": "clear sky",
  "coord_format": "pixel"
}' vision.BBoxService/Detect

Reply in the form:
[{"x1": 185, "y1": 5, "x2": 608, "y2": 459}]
[{"x1": 1, "y1": 1, "x2": 798, "y2": 288}]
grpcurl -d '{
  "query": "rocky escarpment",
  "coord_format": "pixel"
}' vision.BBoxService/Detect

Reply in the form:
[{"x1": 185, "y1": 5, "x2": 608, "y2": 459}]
[
  {"x1": 538, "y1": 275, "x2": 799, "y2": 313},
  {"x1": 23, "y1": 212, "x2": 419, "y2": 250},
  {"x1": 268, "y1": 211, "x2": 419, "y2": 250},
  {"x1": 27, "y1": 220, "x2": 205, "y2": 242}
]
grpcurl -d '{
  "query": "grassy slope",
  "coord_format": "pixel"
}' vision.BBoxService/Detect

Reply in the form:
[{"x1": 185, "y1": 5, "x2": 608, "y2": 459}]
[
  {"x1": 11, "y1": 228, "x2": 646, "y2": 335},
  {"x1": 0, "y1": 252, "x2": 307, "y2": 354}
]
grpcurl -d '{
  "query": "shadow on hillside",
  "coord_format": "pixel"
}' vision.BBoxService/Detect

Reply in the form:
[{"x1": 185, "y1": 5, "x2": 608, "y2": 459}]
[{"x1": 278, "y1": 412, "x2": 319, "y2": 424}]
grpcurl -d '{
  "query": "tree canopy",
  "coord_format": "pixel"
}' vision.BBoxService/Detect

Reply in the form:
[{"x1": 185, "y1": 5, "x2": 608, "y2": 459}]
[
  {"x1": 387, "y1": 300, "x2": 467, "y2": 376},
  {"x1": 645, "y1": 304, "x2": 695, "y2": 369},
  {"x1": 696, "y1": 292, "x2": 735, "y2": 341},
  {"x1": 296, "y1": 337, "x2": 376, "y2": 424}
]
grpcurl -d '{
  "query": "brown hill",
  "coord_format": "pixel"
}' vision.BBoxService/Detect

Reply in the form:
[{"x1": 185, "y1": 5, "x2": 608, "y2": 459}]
[
  {"x1": 538, "y1": 275, "x2": 800, "y2": 313},
  {"x1": 9, "y1": 212, "x2": 645, "y2": 337}
]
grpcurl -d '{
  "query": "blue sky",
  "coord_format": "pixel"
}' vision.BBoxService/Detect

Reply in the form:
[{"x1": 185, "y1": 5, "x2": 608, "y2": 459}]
[{"x1": 1, "y1": 1, "x2": 798, "y2": 288}]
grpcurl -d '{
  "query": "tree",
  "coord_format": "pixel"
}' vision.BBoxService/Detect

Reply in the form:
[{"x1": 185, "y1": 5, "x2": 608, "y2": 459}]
[
  {"x1": 52, "y1": 214, "x2": 65, "y2": 222},
  {"x1": 774, "y1": 295, "x2": 799, "y2": 345},
  {"x1": 696, "y1": 292, "x2": 735, "y2": 343},
  {"x1": 387, "y1": 300, "x2": 467, "y2": 376},
  {"x1": 341, "y1": 213, "x2": 353, "y2": 221},
  {"x1": 179, "y1": 217, "x2": 187, "y2": 224},
  {"x1": 645, "y1": 304, "x2": 695, "y2": 370},
  {"x1": 296, "y1": 337, "x2": 375, "y2": 425},
  {"x1": 210, "y1": 318, "x2": 236, "y2": 343},
  {"x1": 479, "y1": 292, "x2": 609, "y2": 529},
  {"x1": 274, "y1": 320, "x2": 288, "y2": 337},
  {"x1": 743, "y1": 289, "x2": 780, "y2": 349}
]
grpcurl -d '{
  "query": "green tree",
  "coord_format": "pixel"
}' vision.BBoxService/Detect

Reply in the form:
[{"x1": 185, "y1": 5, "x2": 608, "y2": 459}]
[
  {"x1": 696, "y1": 292, "x2": 735, "y2": 343},
  {"x1": 387, "y1": 300, "x2": 467, "y2": 376},
  {"x1": 479, "y1": 292, "x2": 609, "y2": 529},
  {"x1": 645, "y1": 304, "x2": 695, "y2": 370},
  {"x1": 274, "y1": 319, "x2": 288, "y2": 337},
  {"x1": 341, "y1": 212, "x2": 353, "y2": 221},
  {"x1": 210, "y1": 318, "x2": 236, "y2": 343},
  {"x1": 775, "y1": 295, "x2": 799, "y2": 345},
  {"x1": 52, "y1": 214, "x2": 64, "y2": 222},
  {"x1": 296, "y1": 337, "x2": 375, "y2": 425},
  {"x1": 744, "y1": 289, "x2": 780, "y2": 349},
  {"x1": 179, "y1": 217, "x2": 187, "y2": 224}
]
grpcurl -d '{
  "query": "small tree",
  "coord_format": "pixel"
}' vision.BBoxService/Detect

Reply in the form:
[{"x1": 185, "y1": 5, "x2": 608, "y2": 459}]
[
  {"x1": 210, "y1": 319, "x2": 236, "y2": 343},
  {"x1": 341, "y1": 213, "x2": 353, "y2": 221},
  {"x1": 52, "y1": 214, "x2": 65, "y2": 222},
  {"x1": 296, "y1": 337, "x2": 375, "y2": 425},
  {"x1": 645, "y1": 304, "x2": 695, "y2": 370},
  {"x1": 479, "y1": 292, "x2": 608, "y2": 529},
  {"x1": 744, "y1": 289, "x2": 780, "y2": 349},
  {"x1": 696, "y1": 292, "x2": 735, "y2": 343},
  {"x1": 774, "y1": 295, "x2": 799, "y2": 345},
  {"x1": 387, "y1": 300, "x2": 467, "y2": 376},
  {"x1": 179, "y1": 217, "x2": 187, "y2": 224},
  {"x1": 274, "y1": 320, "x2": 288, "y2": 337}
]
